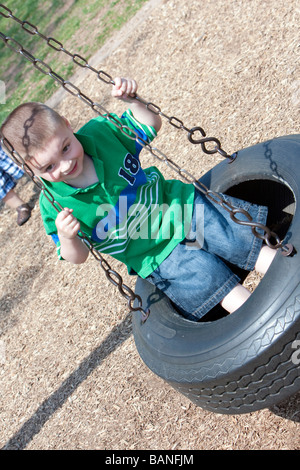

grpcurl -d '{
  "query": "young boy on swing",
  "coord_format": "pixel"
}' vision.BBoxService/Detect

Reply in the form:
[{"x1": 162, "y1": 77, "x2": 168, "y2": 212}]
[{"x1": 1, "y1": 77, "x2": 276, "y2": 320}]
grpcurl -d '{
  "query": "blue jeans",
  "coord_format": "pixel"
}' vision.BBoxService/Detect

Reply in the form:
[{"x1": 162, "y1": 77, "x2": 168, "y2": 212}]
[{"x1": 146, "y1": 190, "x2": 268, "y2": 321}]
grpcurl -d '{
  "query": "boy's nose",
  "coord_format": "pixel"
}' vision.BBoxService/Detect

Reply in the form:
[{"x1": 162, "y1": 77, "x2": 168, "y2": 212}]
[{"x1": 60, "y1": 160, "x2": 72, "y2": 174}]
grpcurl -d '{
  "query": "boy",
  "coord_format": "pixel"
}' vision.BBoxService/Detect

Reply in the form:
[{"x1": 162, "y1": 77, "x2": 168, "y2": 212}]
[{"x1": 1, "y1": 77, "x2": 275, "y2": 320}]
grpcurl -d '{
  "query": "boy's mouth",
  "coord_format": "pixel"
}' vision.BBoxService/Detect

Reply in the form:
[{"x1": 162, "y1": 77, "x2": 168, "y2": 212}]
[{"x1": 66, "y1": 161, "x2": 78, "y2": 176}]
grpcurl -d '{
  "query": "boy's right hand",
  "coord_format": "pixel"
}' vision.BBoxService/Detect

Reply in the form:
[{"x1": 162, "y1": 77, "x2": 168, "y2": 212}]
[{"x1": 55, "y1": 208, "x2": 80, "y2": 240}]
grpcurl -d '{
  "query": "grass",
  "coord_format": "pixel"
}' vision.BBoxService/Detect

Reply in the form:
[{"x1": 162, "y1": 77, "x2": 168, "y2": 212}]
[{"x1": 0, "y1": 0, "x2": 148, "y2": 124}]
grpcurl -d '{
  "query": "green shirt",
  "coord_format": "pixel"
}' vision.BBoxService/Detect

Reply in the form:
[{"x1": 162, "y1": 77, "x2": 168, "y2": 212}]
[{"x1": 39, "y1": 110, "x2": 195, "y2": 278}]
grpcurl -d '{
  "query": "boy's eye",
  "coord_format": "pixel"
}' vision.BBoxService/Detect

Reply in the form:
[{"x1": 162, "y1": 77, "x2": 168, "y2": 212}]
[
  {"x1": 46, "y1": 164, "x2": 55, "y2": 172},
  {"x1": 63, "y1": 144, "x2": 70, "y2": 153}
]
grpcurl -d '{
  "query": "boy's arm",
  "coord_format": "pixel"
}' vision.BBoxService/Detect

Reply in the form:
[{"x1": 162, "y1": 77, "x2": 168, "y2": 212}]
[
  {"x1": 55, "y1": 208, "x2": 89, "y2": 264},
  {"x1": 112, "y1": 77, "x2": 162, "y2": 132}
]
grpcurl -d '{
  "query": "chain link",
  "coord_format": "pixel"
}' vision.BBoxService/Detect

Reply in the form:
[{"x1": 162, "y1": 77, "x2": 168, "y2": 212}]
[
  {"x1": 0, "y1": 133, "x2": 150, "y2": 323},
  {"x1": 0, "y1": 2, "x2": 236, "y2": 160},
  {"x1": 0, "y1": 17, "x2": 293, "y2": 254},
  {"x1": 0, "y1": 31, "x2": 291, "y2": 254}
]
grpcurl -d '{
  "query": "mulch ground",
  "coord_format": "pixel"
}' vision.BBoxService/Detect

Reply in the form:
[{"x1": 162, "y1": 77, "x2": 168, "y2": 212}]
[{"x1": 0, "y1": 0, "x2": 299, "y2": 450}]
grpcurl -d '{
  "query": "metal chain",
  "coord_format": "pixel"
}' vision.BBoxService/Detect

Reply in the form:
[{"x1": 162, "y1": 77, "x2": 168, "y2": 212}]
[
  {"x1": 0, "y1": 134, "x2": 150, "y2": 323},
  {"x1": 0, "y1": 2, "x2": 234, "y2": 161},
  {"x1": 0, "y1": 28, "x2": 293, "y2": 255}
]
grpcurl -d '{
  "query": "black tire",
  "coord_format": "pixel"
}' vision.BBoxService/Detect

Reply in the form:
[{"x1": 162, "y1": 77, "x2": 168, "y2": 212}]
[{"x1": 132, "y1": 134, "x2": 300, "y2": 415}]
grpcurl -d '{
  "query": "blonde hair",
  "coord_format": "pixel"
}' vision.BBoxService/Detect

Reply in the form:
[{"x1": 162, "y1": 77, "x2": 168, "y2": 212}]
[{"x1": 1, "y1": 102, "x2": 66, "y2": 160}]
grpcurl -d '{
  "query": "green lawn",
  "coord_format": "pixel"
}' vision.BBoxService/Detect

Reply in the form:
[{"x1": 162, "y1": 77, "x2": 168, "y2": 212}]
[{"x1": 0, "y1": 0, "x2": 148, "y2": 124}]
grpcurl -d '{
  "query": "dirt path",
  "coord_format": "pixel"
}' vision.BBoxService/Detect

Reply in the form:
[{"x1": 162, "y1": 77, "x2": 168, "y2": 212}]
[{"x1": 0, "y1": 0, "x2": 299, "y2": 450}]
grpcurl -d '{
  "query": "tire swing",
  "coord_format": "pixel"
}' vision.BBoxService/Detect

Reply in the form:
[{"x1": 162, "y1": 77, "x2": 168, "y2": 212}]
[
  {"x1": 133, "y1": 134, "x2": 300, "y2": 415},
  {"x1": 1, "y1": 5, "x2": 299, "y2": 415}
]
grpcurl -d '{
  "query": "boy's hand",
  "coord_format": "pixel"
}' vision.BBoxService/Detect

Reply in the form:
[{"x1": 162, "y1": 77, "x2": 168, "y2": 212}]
[
  {"x1": 111, "y1": 77, "x2": 138, "y2": 102},
  {"x1": 55, "y1": 208, "x2": 80, "y2": 240},
  {"x1": 111, "y1": 76, "x2": 162, "y2": 133},
  {"x1": 54, "y1": 208, "x2": 89, "y2": 264}
]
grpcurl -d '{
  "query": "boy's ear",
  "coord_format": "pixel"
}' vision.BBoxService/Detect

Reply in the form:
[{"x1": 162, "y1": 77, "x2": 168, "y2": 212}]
[{"x1": 63, "y1": 117, "x2": 72, "y2": 129}]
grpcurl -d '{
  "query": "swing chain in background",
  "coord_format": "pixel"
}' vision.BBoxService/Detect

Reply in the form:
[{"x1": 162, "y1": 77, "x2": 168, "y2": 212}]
[
  {"x1": 0, "y1": 134, "x2": 150, "y2": 323},
  {"x1": 0, "y1": 2, "x2": 235, "y2": 161},
  {"x1": 0, "y1": 30, "x2": 293, "y2": 255}
]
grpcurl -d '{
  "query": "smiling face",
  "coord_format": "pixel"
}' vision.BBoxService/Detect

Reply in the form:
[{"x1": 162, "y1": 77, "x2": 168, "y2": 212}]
[{"x1": 27, "y1": 119, "x2": 85, "y2": 184}]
